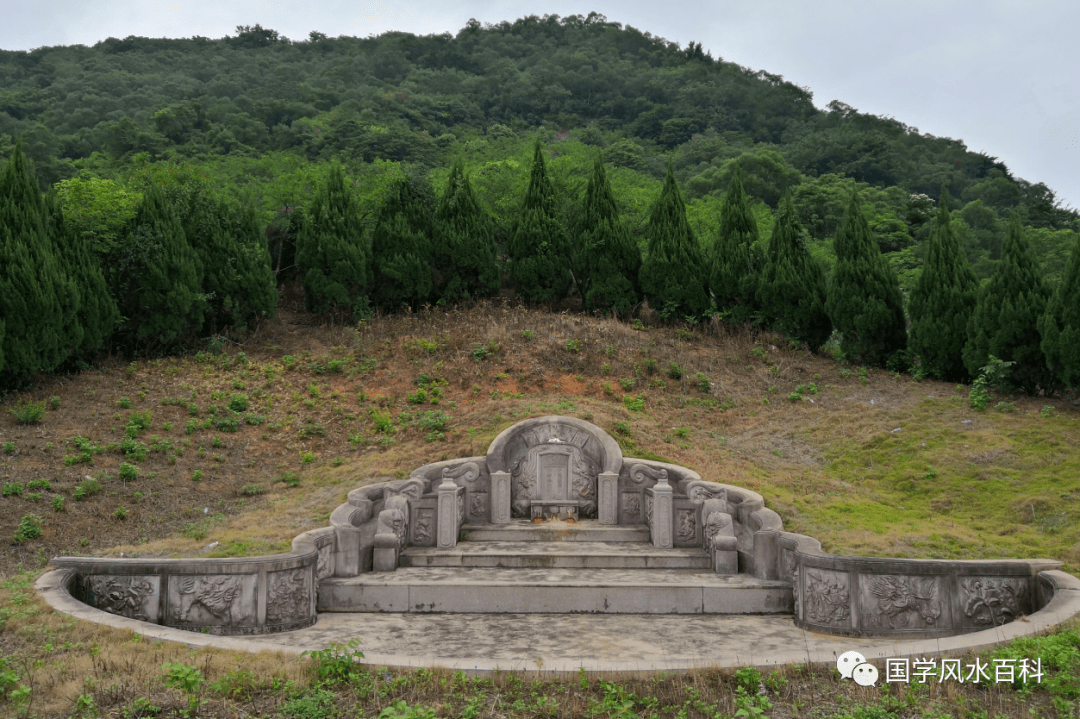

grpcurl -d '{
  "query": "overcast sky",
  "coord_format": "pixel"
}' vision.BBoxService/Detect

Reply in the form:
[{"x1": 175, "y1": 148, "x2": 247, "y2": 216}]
[{"x1": 5, "y1": 1, "x2": 1079, "y2": 213}]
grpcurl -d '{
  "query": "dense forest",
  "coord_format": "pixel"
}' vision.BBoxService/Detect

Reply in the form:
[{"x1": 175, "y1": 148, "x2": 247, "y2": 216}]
[{"x1": 2, "y1": 13, "x2": 1080, "y2": 392}]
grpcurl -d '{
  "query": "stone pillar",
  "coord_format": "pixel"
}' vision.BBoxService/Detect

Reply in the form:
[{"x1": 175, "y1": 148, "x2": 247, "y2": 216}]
[
  {"x1": 372, "y1": 534, "x2": 398, "y2": 572},
  {"x1": 333, "y1": 525, "x2": 362, "y2": 577},
  {"x1": 437, "y1": 478, "x2": 459, "y2": 549},
  {"x1": 597, "y1": 472, "x2": 618, "y2": 524},
  {"x1": 649, "y1": 475, "x2": 673, "y2": 549},
  {"x1": 753, "y1": 528, "x2": 781, "y2": 580},
  {"x1": 490, "y1": 470, "x2": 511, "y2": 524}
]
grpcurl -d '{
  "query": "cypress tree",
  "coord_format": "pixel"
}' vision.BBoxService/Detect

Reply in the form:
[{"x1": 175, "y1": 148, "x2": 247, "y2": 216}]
[
  {"x1": 44, "y1": 191, "x2": 120, "y2": 360},
  {"x1": 964, "y1": 214, "x2": 1055, "y2": 393},
  {"x1": 826, "y1": 191, "x2": 907, "y2": 367},
  {"x1": 185, "y1": 196, "x2": 277, "y2": 334},
  {"x1": 0, "y1": 144, "x2": 71, "y2": 385},
  {"x1": 114, "y1": 186, "x2": 205, "y2": 350},
  {"x1": 710, "y1": 166, "x2": 762, "y2": 323},
  {"x1": 295, "y1": 165, "x2": 371, "y2": 318},
  {"x1": 757, "y1": 194, "x2": 831, "y2": 351},
  {"x1": 433, "y1": 161, "x2": 500, "y2": 302},
  {"x1": 1040, "y1": 232, "x2": 1080, "y2": 389},
  {"x1": 507, "y1": 139, "x2": 572, "y2": 304},
  {"x1": 639, "y1": 163, "x2": 710, "y2": 319},
  {"x1": 575, "y1": 156, "x2": 640, "y2": 315},
  {"x1": 908, "y1": 190, "x2": 978, "y2": 381},
  {"x1": 371, "y1": 175, "x2": 436, "y2": 312}
]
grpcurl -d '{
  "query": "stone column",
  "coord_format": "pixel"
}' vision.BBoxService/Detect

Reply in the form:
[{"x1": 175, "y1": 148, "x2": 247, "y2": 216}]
[
  {"x1": 649, "y1": 475, "x2": 673, "y2": 549},
  {"x1": 490, "y1": 470, "x2": 511, "y2": 524},
  {"x1": 597, "y1": 472, "x2": 619, "y2": 524},
  {"x1": 333, "y1": 525, "x2": 362, "y2": 577},
  {"x1": 753, "y1": 528, "x2": 780, "y2": 580},
  {"x1": 437, "y1": 478, "x2": 459, "y2": 549}
]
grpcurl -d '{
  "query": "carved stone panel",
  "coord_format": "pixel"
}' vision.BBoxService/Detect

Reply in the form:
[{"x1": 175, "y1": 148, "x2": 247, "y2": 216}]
[
  {"x1": 412, "y1": 508, "x2": 434, "y2": 545},
  {"x1": 491, "y1": 471, "x2": 511, "y2": 524},
  {"x1": 860, "y1": 574, "x2": 942, "y2": 631},
  {"x1": 80, "y1": 574, "x2": 160, "y2": 623},
  {"x1": 316, "y1": 543, "x2": 333, "y2": 581},
  {"x1": 959, "y1": 577, "x2": 1027, "y2": 628},
  {"x1": 598, "y1": 472, "x2": 618, "y2": 525},
  {"x1": 803, "y1": 569, "x2": 851, "y2": 627},
  {"x1": 266, "y1": 568, "x2": 311, "y2": 626},
  {"x1": 168, "y1": 574, "x2": 256, "y2": 628},
  {"x1": 621, "y1": 493, "x2": 641, "y2": 523},
  {"x1": 675, "y1": 508, "x2": 697, "y2": 546},
  {"x1": 468, "y1": 493, "x2": 488, "y2": 523}
]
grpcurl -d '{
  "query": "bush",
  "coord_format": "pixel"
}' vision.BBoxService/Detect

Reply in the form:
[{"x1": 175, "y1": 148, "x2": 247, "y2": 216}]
[
  {"x1": 52, "y1": 495, "x2": 64, "y2": 512},
  {"x1": 244, "y1": 413, "x2": 267, "y2": 425},
  {"x1": 74, "y1": 477, "x2": 102, "y2": 501},
  {"x1": 228, "y1": 394, "x2": 249, "y2": 412},
  {"x1": 406, "y1": 389, "x2": 427, "y2": 405},
  {"x1": 214, "y1": 417, "x2": 240, "y2": 432},
  {"x1": 622, "y1": 395, "x2": 645, "y2": 412},
  {"x1": 240, "y1": 484, "x2": 266, "y2": 496},
  {"x1": 48, "y1": 396, "x2": 61, "y2": 410},
  {"x1": 277, "y1": 471, "x2": 302, "y2": 487},
  {"x1": 9, "y1": 399, "x2": 45, "y2": 425},
  {"x1": 14, "y1": 514, "x2": 43, "y2": 542},
  {"x1": 301, "y1": 639, "x2": 365, "y2": 684},
  {"x1": 113, "y1": 506, "x2": 128, "y2": 520},
  {"x1": 27, "y1": 478, "x2": 51, "y2": 491},
  {"x1": 667, "y1": 363, "x2": 684, "y2": 380},
  {"x1": 418, "y1": 410, "x2": 450, "y2": 433},
  {"x1": 125, "y1": 410, "x2": 152, "y2": 437},
  {"x1": 119, "y1": 463, "x2": 139, "y2": 482},
  {"x1": 298, "y1": 422, "x2": 326, "y2": 438}
]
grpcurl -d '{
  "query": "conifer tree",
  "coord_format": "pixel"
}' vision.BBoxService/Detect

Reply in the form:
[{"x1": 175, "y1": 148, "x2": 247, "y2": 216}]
[
  {"x1": 639, "y1": 163, "x2": 710, "y2": 319},
  {"x1": 757, "y1": 194, "x2": 831, "y2": 351},
  {"x1": 710, "y1": 166, "x2": 762, "y2": 323},
  {"x1": 185, "y1": 196, "x2": 277, "y2": 334},
  {"x1": 295, "y1": 165, "x2": 371, "y2": 318},
  {"x1": 507, "y1": 139, "x2": 572, "y2": 304},
  {"x1": 0, "y1": 144, "x2": 73, "y2": 385},
  {"x1": 1040, "y1": 232, "x2": 1080, "y2": 388},
  {"x1": 371, "y1": 175, "x2": 436, "y2": 311},
  {"x1": 575, "y1": 156, "x2": 640, "y2": 315},
  {"x1": 826, "y1": 191, "x2": 907, "y2": 367},
  {"x1": 44, "y1": 191, "x2": 120, "y2": 360},
  {"x1": 434, "y1": 161, "x2": 500, "y2": 302},
  {"x1": 113, "y1": 185, "x2": 205, "y2": 350},
  {"x1": 908, "y1": 190, "x2": 978, "y2": 381},
  {"x1": 964, "y1": 214, "x2": 1055, "y2": 393}
]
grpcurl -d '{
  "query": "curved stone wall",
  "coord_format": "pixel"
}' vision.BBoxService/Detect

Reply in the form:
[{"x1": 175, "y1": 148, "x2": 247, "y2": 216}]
[
  {"x1": 52, "y1": 526, "x2": 334, "y2": 635},
  {"x1": 779, "y1": 531, "x2": 1062, "y2": 638}
]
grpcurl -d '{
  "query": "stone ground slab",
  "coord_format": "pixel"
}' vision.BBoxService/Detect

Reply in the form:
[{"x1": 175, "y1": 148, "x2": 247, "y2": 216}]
[{"x1": 401, "y1": 541, "x2": 711, "y2": 569}]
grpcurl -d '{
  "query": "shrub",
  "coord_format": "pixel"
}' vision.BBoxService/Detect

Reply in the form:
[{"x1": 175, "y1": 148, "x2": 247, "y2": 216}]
[
  {"x1": 277, "y1": 471, "x2": 302, "y2": 487},
  {"x1": 113, "y1": 506, "x2": 128, "y2": 520},
  {"x1": 228, "y1": 394, "x2": 249, "y2": 412},
  {"x1": 300, "y1": 451, "x2": 315, "y2": 465},
  {"x1": 406, "y1": 389, "x2": 427, "y2": 405},
  {"x1": 695, "y1": 372, "x2": 711, "y2": 393},
  {"x1": 301, "y1": 639, "x2": 365, "y2": 684},
  {"x1": 667, "y1": 363, "x2": 683, "y2": 380},
  {"x1": 117, "y1": 396, "x2": 132, "y2": 409},
  {"x1": 2, "y1": 442, "x2": 14, "y2": 455},
  {"x1": 244, "y1": 413, "x2": 267, "y2": 425},
  {"x1": 27, "y1": 478, "x2": 51, "y2": 491},
  {"x1": 14, "y1": 514, "x2": 43, "y2": 542},
  {"x1": 2, "y1": 481, "x2": 24, "y2": 497},
  {"x1": 298, "y1": 422, "x2": 326, "y2": 438},
  {"x1": 622, "y1": 395, "x2": 645, "y2": 412},
  {"x1": 118, "y1": 463, "x2": 139, "y2": 482},
  {"x1": 214, "y1": 417, "x2": 239, "y2": 432},
  {"x1": 192, "y1": 470, "x2": 203, "y2": 482},
  {"x1": 471, "y1": 343, "x2": 492, "y2": 361},
  {"x1": 51, "y1": 495, "x2": 64, "y2": 512},
  {"x1": 565, "y1": 339, "x2": 582, "y2": 353},
  {"x1": 48, "y1": 396, "x2": 61, "y2": 410},
  {"x1": 418, "y1": 410, "x2": 450, "y2": 433},
  {"x1": 240, "y1": 484, "x2": 266, "y2": 496},
  {"x1": 9, "y1": 399, "x2": 46, "y2": 425},
  {"x1": 74, "y1": 478, "x2": 102, "y2": 501}
]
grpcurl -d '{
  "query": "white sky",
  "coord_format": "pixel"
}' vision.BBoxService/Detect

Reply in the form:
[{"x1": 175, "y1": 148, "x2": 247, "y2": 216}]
[{"x1": 4, "y1": 0, "x2": 1079, "y2": 213}]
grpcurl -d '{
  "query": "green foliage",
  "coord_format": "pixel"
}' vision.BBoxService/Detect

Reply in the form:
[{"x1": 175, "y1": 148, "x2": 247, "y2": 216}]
[
  {"x1": 378, "y1": 700, "x2": 437, "y2": 719},
  {"x1": 371, "y1": 174, "x2": 436, "y2": 311},
  {"x1": 227, "y1": 393, "x2": 249, "y2": 412},
  {"x1": 757, "y1": 194, "x2": 832, "y2": 351},
  {"x1": 640, "y1": 164, "x2": 710, "y2": 319},
  {"x1": 622, "y1": 394, "x2": 645, "y2": 412},
  {"x1": 241, "y1": 483, "x2": 266, "y2": 496},
  {"x1": 161, "y1": 660, "x2": 206, "y2": 716},
  {"x1": 667, "y1": 362, "x2": 684, "y2": 380},
  {"x1": 1040, "y1": 229, "x2": 1080, "y2": 389},
  {"x1": 74, "y1": 477, "x2": 102, "y2": 500},
  {"x1": 710, "y1": 166, "x2": 762, "y2": 323},
  {"x1": 9, "y1": 398, "x2": 45, "y2": 424},
  {"x1": 507, "y1": 139, "x2": 573, "y2": 304},
  {"x1": 14, "y1": 513, "x2": 43, "y2": 542},
  {"x1": 575, "y1": 156, "x2": 640, "y2": 315},
  {"x1": 2, "y1": 481, "x2": 23, "y2": 497},
  {"x1": 118, "y1": 462, "x2": 139, "y2": 481},
  {"x1": 825, "y1": 192, "x2": 907, "y2": 367},
  {"x1": 908, "y1": 190, "x2": 978, "y2": 382},
  {"x1": 965, "y1": 215, "x2": 1055, "y2": 393},
  {"x1": 301, "y1": 638, "x2": 365, "y2": 684},
  {"x1": 110, "y1": 184, "x2": 206, "y2": 350},
  {"x1": 969, "y1": 355, "x2": 1014, "y2": 409},
  {"x1": 433, "y1": 161, "x2": 500, "y2": 302},
  {"x1": 296, "y1": 165, "x2": 372, "y2": 319}
]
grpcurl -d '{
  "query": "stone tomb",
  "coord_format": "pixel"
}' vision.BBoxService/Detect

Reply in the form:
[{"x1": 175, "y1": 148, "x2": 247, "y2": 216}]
[{"x1": 51, "y1": 415, "x2": 1066, "y2": 638}]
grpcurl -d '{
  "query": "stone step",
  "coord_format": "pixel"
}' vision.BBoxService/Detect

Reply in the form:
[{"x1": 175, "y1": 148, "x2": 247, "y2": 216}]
[
  {"x1": 399, "y1": 540, "x2": 711, "y2": 570},
  {"x1": 462, "y1": 520, "x2": 650, "y2": 543},
  {"x1": 319, "y1": 567, "x2": 793, "y2": 614}
]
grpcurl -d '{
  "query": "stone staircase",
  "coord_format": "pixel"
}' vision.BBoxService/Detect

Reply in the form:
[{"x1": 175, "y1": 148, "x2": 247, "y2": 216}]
[{"x1": 318, "y1": 520, "x2": 792, "y2": 615}]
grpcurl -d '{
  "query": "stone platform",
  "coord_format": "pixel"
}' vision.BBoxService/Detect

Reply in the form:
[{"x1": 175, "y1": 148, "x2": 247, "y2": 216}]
[{"x1": 319, "y1": 567, "x2": 791, "y2": 614}]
